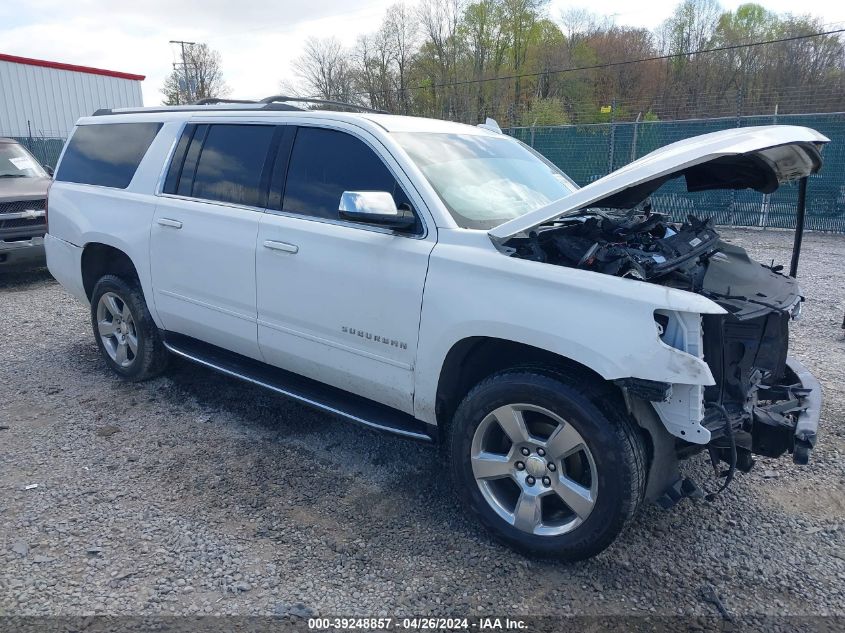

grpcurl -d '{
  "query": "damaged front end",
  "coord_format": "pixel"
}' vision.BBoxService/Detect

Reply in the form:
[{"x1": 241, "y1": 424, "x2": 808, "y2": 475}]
[
  {"x1": 699, "y1": 241, "x2": 819, "y2": 469},
  {"x1": 489, "y1": 125, "x2": 829, "y2": 502},
  {"x1": 507, "y1": 210, "x2": 820, "y2": 469}
]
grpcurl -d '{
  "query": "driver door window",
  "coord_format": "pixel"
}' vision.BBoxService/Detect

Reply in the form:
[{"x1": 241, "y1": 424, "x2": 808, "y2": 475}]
[{"x1": 280, "y1": 126, "x2": 418, "y2": 232}]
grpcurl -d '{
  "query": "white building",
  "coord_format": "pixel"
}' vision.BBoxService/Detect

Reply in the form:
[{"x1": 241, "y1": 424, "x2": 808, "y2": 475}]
[{"x1": 0, "y1": 53, "x2": 144, "y2": 138}]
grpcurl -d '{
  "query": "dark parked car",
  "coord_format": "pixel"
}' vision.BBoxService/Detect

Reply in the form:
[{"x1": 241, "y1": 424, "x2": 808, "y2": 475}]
[{"x1": 0, "y1": 138, "x2": 52, "y2": 269}]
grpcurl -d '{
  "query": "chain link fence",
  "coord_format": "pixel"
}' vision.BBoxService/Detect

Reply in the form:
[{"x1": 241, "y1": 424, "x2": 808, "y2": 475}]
[
  {"x1": 507, "y1": 112, "x2": 845, "y2": 232},
  {"x1": 7, "y1": 135, "x2": 66, "y2": 170}
]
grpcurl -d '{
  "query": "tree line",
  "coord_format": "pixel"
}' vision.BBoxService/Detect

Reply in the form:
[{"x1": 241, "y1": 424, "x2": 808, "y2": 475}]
[{"x1": 288, "y1": 0, "x2": 844, "y2": 125}]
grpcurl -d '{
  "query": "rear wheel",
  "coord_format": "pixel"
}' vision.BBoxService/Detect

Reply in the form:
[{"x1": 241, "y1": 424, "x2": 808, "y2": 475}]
[
  {"x1": 447, "y1": 368, "x2": 646, "y2": 560},
  {"x1": 90, "y1": 275, "x2": 168, "y2": 381}
]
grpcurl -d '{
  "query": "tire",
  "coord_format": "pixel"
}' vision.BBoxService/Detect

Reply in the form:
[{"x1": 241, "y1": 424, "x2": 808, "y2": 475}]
[
  {"x1": 447, "y1": 367, "x2": 646, "y2": 560},
  {"x1": 90, "y1": 274, "x2": 169, "y2": 381}
]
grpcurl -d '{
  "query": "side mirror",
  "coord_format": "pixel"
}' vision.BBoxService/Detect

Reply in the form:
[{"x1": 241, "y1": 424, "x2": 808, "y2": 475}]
[
  {"x1": 339, "y1": 191, "x2": 415, "y2": 229},
  {"x1": 44, "y1": 165, "x2": 54, "y2": 177}
]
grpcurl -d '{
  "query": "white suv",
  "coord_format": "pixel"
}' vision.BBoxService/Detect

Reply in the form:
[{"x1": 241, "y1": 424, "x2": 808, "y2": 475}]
[{"x1": 46, "y1": 98, "x2": 824, "y2": 560}]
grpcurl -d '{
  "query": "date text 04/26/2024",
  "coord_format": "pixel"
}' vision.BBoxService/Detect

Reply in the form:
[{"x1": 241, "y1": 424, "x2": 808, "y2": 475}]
[{"x1": 307, "y1": 617, "x2": 528, "y2": 630}]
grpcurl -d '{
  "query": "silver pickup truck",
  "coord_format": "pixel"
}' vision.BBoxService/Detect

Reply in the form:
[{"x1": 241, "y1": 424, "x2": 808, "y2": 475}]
[{"x1": 0, "y1": 138, "x2": 51, "y2": 268}]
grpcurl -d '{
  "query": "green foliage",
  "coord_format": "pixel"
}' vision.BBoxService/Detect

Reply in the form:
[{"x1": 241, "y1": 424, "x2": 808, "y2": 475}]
[
  {"x1": 293, "y1": 0, "x2": 844, "y2": 124},
  {"x1": 519, "y1": 98, "x2": 569, "y2": 125},
  {"x1": 716, "y1": 3, "x2": 776, "y2": 42}
]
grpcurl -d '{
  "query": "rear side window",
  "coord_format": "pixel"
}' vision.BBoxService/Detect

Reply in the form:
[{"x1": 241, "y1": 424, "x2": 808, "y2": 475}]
[
  {"x1": 190, "y1": 125, "x2": 275, "y2": 207},
  {"x1": 162, "y1": 124, "x2": 195, "y2": 193},
  {"x1": 282, "y1": 127, "x2": 400, "y2": 220},
  {"x1": 163, "y1": 124, "x2": 276, "y2": 208},
  {"x1": 56, "y1": 123, "x2": 162, "y2": 188}
]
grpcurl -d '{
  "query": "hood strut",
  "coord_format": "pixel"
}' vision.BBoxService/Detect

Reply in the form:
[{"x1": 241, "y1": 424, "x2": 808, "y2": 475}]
[{"x1": 789, "y1": 177, "x2": 808, "y2": 278}]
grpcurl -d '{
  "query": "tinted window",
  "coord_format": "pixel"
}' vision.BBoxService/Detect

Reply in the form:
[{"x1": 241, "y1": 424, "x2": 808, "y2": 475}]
[
  {"x1": 56, "y1": 123, "x2": 162, "y2": 188},
  {"x1": 268, "y1": 126, "x2": 297, "y2": 210},
  {"x1": 283, "y1": 127, "x2": 399, "y2": 220},
  {"x1": 162, "y1": 124, "x2": 195, "y2": 194},
  {"x1": 176, "y1": 125, "x2": 207, "y2": 197},
  {"x1": 191, "y1": 124, "x2": 275, "y2": 207}
]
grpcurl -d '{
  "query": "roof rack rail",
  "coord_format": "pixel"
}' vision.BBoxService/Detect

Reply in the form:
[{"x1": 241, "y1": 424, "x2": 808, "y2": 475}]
[
  {"x1": 92, "y1": 95, "x2": 389, "y2": 116},
  {"x1": 258, "y1": 95, "x2": 388, "y2": 114},
  {"x1": 193, "y1": 98, "x2": 261, "y2": 105},
  {"x1": 92, "y1": 102, "x2": 300, "y2": 116}
]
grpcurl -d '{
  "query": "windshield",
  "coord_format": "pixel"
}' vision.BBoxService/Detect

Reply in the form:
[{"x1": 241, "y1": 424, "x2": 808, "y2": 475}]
[
  {"x1": 393, "y1": 132, "x2": 577, "y2": 229},
  {"x1": 0, "y1": 143, "x2": 47, "y2": 179}
]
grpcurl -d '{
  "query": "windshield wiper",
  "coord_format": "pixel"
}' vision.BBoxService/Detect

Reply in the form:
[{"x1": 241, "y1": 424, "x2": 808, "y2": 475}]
[{"x1": 0, "y1": 174, "x2": 29, "y2": 178}]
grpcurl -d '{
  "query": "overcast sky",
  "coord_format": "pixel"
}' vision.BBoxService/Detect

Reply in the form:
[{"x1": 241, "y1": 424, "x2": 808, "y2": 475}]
[{"x1": 2, "y1": 0, "x2": 843, "y2": 106}]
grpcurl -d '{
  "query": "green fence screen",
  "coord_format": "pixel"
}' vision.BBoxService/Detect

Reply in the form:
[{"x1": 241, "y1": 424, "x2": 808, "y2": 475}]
[
  {"x1": 10, "y1": 136, "x2": 66, "y2": 172},
  {"x1": 507, "y1": 112, "x2": 845, "y2": 232}
]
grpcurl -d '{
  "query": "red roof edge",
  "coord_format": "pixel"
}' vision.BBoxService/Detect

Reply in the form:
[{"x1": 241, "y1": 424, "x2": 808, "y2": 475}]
[{"x1": 0, "y1": 53, "x2": 145, "y2": 81}]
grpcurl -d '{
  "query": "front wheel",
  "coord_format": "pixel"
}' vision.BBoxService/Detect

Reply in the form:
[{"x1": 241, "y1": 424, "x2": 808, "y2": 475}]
[
  {"x1": 90, "y1": 275, "x2": 169, "y2": 381},
  {"x1": 447, "y1": 368, "x2": 646, "y2": 560}
]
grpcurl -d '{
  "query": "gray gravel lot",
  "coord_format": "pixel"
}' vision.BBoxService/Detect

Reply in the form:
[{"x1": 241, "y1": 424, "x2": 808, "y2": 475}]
[{"x1": 1, "y1": 228, "x2": 844, "y2": 621}]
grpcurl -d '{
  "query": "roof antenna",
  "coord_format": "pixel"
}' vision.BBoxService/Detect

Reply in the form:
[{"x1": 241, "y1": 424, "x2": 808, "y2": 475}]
[{"x1": 477, "y1": 118, "x2": 502, "y2": 134}]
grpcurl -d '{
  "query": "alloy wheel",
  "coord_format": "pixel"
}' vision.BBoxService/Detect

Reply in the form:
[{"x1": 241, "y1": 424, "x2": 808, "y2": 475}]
[
  {"x1": 96, "y1": 292, "x2": 138, "y2": 368},
  {"x1": 470, "y1": 403, "x2": 598, "y2": 536}
]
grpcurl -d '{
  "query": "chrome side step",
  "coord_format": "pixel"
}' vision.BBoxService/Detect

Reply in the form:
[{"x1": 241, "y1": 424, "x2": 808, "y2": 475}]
[{"x1": 161, "y1": 331, "x2": 435, "y2": 443}]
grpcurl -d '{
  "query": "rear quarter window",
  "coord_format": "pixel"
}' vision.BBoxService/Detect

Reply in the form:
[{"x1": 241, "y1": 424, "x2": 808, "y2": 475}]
[{"x1": 55, "y1": 122, "x2": 163, "y2": 189}]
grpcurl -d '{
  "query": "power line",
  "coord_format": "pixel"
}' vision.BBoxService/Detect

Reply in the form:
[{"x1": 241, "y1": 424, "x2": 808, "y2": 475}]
[{"x1": 343, "y1": 27, "x2": 845, "y2": 98}]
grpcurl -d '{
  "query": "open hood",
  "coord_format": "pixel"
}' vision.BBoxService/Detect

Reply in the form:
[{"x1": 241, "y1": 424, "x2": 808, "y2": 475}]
[{"x1": 489, "y1": 125, "x2": 829, "y2": 243}]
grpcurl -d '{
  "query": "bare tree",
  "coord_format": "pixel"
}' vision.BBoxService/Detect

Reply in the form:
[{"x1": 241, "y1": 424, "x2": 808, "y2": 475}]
[
  {"x1": 417, "y1": 0, "x2": 464, "y2": 114},
  {"x1": 292, "y1": 36, "x2": 355, "y2": 102},
  {"x1": 656, "y1": 0, "x2": 722, "y2": 117},
  {"x1": 503, "y1": 0, "x2": 547, "y2": 105},
  {"x1": 352, "y1": 29, "x2": 396, "y2": 110},
  {"x1": 384, "y1": 2, "x2": 419, "y2": 113},
  {"x1": 461, "y1": 0, "x2": 498, "y2": 117},
  {"x1": 161, "y1": 43, "x2": 230, "y2": 105},
  {"x1": 352, "y1": 34, "x2": 380, "y2": 107},
  {"x1": 559, "y1": 7, "x2": 597, "y2": 50}
]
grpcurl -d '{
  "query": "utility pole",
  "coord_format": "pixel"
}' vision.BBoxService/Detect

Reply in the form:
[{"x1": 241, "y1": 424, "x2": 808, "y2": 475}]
[{"x1": 170, "y1": 40, "x2": 196, "y2": 104}]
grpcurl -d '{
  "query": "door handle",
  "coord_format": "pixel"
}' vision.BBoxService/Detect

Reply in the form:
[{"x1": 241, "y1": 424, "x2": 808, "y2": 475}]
[
  {"x1": 263, "y1": 240, "x2": 299, "y2": 254},
  {"x1": 157, "y1": 218, "x2": 183, "y2": 229}
]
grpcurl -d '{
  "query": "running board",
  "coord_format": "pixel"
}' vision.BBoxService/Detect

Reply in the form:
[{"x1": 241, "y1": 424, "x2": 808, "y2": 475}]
[{"x1": 161, "y1": 331, "x2": 435, "y2": 443}]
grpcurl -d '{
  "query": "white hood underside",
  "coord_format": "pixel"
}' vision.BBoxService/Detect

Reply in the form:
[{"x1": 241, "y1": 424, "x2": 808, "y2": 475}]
[{"x1": 489, "y1": 125, "x2": 829, "y2": 243}]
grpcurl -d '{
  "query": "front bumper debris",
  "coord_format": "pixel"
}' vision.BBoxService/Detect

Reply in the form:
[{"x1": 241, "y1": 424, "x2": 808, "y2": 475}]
[
  {"x1": 751, "y1": 355, "x2": 821, "y2": 464},
  {"x1": 784, "y1": 356, "x2": 821, "y2": 464}
]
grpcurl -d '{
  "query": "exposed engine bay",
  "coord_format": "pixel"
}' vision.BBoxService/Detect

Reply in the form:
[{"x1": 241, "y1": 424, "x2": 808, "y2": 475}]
[
  {"x1": 505, "y1": 205, "x2": 723, "y2": 284},
  {"x1": 503, "y1": 203, "x2": 802, "y2": 317},
  {"x1": 504, "y1": 205, "x2": 817, "y2": 502}
]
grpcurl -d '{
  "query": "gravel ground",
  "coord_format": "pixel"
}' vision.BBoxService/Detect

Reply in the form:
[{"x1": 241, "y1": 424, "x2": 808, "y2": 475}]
[{"x1": 1, "y1": 228, "x2": 844, "y2": 623}]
